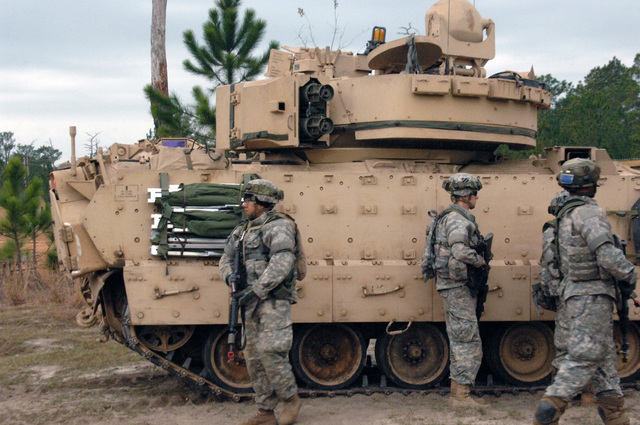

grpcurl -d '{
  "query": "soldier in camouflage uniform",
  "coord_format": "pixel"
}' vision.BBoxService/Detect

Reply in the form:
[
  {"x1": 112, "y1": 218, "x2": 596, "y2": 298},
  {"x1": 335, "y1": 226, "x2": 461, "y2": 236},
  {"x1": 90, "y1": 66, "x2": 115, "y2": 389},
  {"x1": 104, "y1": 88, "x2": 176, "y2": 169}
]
[
  {"x1": 427, "y1": 173, "x2": 487, "y2": 407},
  {"x1": 533, "y1": 159, "x2": 637, "y2": 425},
  {"x1": 220, "y1": 179, "x2": 302, "y2": 425}
]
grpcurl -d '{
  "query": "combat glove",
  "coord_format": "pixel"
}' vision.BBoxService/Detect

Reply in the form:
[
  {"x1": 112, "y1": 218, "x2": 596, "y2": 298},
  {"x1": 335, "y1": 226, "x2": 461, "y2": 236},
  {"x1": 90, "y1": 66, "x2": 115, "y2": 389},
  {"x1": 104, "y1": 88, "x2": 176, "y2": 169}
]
[{"x1": 233, "y1": 287, "x2": 257, "y2": 306}]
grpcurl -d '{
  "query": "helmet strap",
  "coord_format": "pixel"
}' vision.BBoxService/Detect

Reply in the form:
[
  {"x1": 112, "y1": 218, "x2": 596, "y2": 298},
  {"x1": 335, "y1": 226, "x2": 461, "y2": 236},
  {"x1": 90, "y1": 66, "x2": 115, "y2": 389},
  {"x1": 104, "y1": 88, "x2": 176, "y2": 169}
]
[
  {"x1": 572, "y1": 186, "x2": 596, "y2": 198},
  {"x1": 248, "y1": 204, "x2": 269, "y2": 220},
  {"x1": 454, "y1": 195, "x2": 472, "y2": 210}
]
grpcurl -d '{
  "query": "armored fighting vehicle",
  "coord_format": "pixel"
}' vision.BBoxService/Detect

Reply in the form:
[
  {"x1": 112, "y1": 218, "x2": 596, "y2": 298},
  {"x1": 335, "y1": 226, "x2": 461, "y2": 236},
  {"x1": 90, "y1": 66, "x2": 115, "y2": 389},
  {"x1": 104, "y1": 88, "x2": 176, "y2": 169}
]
[{"x1": 50, "y1": 0, "x2": 640, "y2": 398}]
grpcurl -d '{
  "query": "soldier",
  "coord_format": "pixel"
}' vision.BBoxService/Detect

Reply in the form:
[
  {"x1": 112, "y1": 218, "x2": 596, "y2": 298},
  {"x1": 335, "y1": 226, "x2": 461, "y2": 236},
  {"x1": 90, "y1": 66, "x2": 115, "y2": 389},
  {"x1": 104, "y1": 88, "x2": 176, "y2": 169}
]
[
  {"x1": 426, "y1": 172, "x2": 487, "y2": 407},
  {"x1": 220, "y1": 179, "x2": 302, "y2": 425},
  {"x1": 533, "y1": 158, "x2": 637, "y2": 425}
]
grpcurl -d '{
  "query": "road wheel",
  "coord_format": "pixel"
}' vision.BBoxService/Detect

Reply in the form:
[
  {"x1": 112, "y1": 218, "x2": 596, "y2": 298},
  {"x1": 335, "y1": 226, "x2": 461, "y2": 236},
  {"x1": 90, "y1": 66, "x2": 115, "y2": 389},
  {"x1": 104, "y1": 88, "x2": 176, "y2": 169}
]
[
  {"x1": 202, "y1": 326, "x2": 253, "y2": 393},
  {"x1": 291, "y1": 324, "x2": 366, "y2": 390},
  {"x1": 615, "y1": 322, "x2": 640, "y2": 382},
  {"x1": 375, "y1": 323, "x2": 449, "y2": 389},
  {"x1": 485, "y1": 322, "x2": 554, "y2": 386},
  {"x1": 136, "y1": 325, "x2": 195, "y2": 352}
]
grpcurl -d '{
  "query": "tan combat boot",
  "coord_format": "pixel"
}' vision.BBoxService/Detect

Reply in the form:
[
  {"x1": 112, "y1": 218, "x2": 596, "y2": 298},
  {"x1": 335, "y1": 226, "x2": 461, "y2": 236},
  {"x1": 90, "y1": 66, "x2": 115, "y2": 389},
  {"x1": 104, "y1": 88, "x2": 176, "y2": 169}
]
[
  {"x1": 532, "y1": 395, "x2": 567, "y2": 425},
  {"x1": 448, "y1": 380, "x2": 487, "y2": 408},
  {"x1": 238, "y1": 409, "x2": 277, "y2": 425},
  {"x1": 597, "y1": 395, "x2": 630, "y2": 425},
  {"x1": 279, "y1": 394, "x2": 302, "y2": 425}
]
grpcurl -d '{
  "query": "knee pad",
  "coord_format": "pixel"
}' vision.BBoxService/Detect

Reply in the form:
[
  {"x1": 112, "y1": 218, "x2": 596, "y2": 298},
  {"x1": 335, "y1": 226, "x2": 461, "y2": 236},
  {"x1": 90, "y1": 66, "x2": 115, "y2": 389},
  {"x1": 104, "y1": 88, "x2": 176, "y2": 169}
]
[{"x1": 534, "y1": 396, "x2": 567, "y2": 424}]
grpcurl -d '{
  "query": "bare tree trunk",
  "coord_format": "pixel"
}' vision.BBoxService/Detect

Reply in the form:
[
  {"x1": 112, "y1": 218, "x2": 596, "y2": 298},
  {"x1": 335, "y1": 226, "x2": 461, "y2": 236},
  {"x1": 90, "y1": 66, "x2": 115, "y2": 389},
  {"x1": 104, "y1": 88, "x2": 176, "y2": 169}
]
[
  {"x1": 32, "y1": 228, "x2": 37, "y2": 268},
  {"x1": 151, "y1": 0, "x2": 169, "y2": 133},
  {"x1": 12, "y1": 231, "x2": 24, "y2": 289}
]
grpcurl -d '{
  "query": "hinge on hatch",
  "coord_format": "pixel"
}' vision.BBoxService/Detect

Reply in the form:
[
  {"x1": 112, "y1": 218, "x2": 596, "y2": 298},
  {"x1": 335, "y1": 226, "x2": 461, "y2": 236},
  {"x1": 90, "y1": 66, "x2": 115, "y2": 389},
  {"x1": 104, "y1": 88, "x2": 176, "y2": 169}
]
[
  {"x1": 59, "y1": 225, "x2": 74, "y2": 243},
  {"x1": 63, "y1": 256, "x2": 79, "y2": 271}
]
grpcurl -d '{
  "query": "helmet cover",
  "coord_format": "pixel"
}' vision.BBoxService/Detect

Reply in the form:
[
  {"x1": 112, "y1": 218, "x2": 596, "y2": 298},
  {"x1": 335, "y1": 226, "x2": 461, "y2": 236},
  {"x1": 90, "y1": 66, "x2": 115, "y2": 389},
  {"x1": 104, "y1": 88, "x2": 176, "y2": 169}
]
[
  {"x1": 443, "y1": 173, "x2": 483, "y2": 196},
  {"x1": 557, "y1": 158, "x2": 600, "y2": 189},
  {"x1": 241, "y1": 179, "x2": 284, "y2": 204}
]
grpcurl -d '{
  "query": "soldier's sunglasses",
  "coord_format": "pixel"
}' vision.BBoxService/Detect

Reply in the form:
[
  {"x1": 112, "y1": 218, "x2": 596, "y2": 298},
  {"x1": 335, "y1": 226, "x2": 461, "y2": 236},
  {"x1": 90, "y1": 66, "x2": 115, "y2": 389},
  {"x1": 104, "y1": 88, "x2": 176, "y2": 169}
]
[{"x1": 242, "y1": 195, "x2": 257, "y2": 203}]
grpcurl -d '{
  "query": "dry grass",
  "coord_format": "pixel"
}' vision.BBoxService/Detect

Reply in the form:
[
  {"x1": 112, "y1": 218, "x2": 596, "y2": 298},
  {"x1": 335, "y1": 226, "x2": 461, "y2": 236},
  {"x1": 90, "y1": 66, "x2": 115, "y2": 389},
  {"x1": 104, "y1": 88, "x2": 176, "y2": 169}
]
[{"x1": 0, "y1": 268, "x2": 81, "y2": 307}]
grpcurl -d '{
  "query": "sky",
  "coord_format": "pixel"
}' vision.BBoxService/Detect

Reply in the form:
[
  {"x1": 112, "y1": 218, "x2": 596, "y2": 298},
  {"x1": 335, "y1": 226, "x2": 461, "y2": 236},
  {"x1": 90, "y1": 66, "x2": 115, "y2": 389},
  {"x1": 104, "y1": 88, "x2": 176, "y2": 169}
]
[{"x1": 1, "y1": 0, "x2": 639, "y2": 162}]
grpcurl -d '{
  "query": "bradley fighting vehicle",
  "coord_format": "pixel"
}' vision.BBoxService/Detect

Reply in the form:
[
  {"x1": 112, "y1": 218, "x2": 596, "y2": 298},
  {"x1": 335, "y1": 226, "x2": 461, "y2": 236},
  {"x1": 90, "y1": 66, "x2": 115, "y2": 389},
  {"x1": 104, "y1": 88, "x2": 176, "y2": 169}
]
[{"x1": 50, "y1": 0, "x2": 640, "y2": 398}]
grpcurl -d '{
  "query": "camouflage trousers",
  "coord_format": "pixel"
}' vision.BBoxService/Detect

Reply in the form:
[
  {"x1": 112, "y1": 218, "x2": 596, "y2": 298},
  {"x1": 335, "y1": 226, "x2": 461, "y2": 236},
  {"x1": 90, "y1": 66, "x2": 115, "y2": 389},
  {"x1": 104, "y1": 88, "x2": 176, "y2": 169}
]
[
  {"x1": 243, "y1": 298, "x2": 298, "y2": 411},
  {"x1": 552, "y1": 298, "x2": 569, "y2": 370},
  {"x1": 439, "y1": 285, "x2": 482, "y2": 386},
  {"x1": 545, "y1": 294, "x2": 622, "y2": 400}
]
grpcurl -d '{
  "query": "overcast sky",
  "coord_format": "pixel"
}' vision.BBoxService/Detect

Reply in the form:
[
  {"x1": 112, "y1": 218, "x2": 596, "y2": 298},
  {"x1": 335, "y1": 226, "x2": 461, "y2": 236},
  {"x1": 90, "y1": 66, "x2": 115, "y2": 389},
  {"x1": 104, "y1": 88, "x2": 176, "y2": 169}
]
[{"x1": 1, "y1": 0, "x2": 638, "y2": 161}]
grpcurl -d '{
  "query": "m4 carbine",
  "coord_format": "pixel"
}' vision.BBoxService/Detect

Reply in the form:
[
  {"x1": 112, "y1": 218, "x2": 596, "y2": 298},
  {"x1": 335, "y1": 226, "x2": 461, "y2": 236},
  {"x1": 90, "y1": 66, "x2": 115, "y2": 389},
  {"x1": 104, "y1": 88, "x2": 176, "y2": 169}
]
[
  {"x1": 468, "y1": 233, "x2": 493, "y2": 320},
  {"x1": 613, "y1": 235, "x2": 640, "y2": 363}
]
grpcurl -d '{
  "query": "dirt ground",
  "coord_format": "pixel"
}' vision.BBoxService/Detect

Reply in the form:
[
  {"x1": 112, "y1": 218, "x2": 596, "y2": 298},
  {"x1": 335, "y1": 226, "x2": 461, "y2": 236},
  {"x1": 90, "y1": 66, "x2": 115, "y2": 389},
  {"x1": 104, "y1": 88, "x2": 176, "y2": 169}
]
[{"x1": 2, "y1": 303, "x2": 640, "y2": 425}]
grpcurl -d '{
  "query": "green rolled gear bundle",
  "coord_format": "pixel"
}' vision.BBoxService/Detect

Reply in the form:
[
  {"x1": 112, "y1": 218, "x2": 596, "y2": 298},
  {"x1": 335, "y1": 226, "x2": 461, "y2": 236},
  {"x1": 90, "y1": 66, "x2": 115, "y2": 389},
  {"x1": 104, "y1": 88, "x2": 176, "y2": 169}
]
[
  {"x1": 166, "y1": 208, "x2": 243, "y2": 238},
  {"x1": 155, "y1": 182, "x2": 242, "y2": 207},
  {"x1": 153, "y1": 176, "x2": 244, "y2": 259}
]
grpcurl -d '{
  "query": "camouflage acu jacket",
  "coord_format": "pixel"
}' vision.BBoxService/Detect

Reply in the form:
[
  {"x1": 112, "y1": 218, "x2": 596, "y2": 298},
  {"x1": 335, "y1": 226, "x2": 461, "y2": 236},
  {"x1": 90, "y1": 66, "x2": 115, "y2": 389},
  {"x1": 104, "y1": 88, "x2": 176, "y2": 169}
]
[
  {"x1": 433, "y1": 204, "x2": 485, "y2": 291},
  {"x1": 220, "y1": 210, "x2": 298, "y2": 303},
  {"x1": 558, "y1": 195, "x2": 636, "y2": 300}
]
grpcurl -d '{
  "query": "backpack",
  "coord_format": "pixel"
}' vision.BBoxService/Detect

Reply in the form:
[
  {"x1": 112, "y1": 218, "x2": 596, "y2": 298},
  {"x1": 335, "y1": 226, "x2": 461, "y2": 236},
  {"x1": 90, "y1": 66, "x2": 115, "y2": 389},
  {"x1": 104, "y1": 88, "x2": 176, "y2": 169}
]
[
  {"x1": 552, "y1": 198, "x2": 586, "y2": 271},
  {"x1": 421, "y1": 208, "x2": 457, "y2": 282}
]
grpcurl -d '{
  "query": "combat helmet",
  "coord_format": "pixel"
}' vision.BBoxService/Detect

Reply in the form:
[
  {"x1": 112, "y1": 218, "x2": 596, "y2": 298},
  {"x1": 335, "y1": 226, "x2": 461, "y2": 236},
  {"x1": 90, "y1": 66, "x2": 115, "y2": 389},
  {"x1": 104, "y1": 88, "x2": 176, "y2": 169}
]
[
  {"x1": 547, "y1": 190, "x2": 570, "y2": 216},
  {"x1": 241, "y1": 179, "x2": 284, "y2": 205},
  {"x1": 557, "y1": 158, "x2": 601, "y2": 189},
  {"x1": 443, "y1": 173, "x2": 482, "y2": 196}
]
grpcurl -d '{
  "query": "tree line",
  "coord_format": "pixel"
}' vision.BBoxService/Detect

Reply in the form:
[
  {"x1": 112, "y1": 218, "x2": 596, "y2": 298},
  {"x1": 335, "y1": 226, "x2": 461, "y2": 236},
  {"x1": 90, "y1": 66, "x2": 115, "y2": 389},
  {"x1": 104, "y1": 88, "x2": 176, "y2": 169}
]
[
  {"x1": 505, "y1": 55, "x2": 640, "y2": 159},
  {"x1": 0, "y1": 132, "x2": 61, "y2": 283}
]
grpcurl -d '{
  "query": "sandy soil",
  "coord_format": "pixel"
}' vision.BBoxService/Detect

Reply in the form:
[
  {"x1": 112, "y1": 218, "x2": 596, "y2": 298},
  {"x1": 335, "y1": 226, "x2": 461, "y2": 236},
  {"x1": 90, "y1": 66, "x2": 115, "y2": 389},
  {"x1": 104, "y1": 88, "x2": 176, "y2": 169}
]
[
  {"x1": 3, "y1": 367, "x2": 640, "y2": 425},
  {"x1": 2, "y1": 303, "x2": 639, "y2": 425}
]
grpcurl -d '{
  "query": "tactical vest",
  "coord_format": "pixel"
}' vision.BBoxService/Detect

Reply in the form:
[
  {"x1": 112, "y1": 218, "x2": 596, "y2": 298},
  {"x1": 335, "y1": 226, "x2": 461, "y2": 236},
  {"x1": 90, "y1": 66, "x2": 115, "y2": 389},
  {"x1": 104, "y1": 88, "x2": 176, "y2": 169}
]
[
  {"x1": 555, "y1": 198, "x2": 602, "y2": 281},
  {"x1": 240, "y1": 211, "x2": 306, "y2": 300},
  {"x1": 432, "y1": 207, "x2": 482, "y2": 281}
]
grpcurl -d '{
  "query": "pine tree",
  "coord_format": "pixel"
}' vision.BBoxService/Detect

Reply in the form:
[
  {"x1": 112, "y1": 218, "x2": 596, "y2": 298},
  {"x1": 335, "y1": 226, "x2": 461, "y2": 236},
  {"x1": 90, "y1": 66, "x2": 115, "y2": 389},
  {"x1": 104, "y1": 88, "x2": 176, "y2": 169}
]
[
  {"x1": 0, "y1": 157, "x2": 47, "y2": 285},
  {"x1": 145, "y1": 0, "x2": 278, "y2": 143}
]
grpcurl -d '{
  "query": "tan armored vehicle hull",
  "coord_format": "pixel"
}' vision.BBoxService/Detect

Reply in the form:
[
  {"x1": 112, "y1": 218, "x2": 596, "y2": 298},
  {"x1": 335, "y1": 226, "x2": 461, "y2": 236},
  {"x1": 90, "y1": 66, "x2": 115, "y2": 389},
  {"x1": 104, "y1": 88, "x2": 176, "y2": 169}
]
[{"x1": 50, "y1": 0, "x2": 640, "y2": 396}]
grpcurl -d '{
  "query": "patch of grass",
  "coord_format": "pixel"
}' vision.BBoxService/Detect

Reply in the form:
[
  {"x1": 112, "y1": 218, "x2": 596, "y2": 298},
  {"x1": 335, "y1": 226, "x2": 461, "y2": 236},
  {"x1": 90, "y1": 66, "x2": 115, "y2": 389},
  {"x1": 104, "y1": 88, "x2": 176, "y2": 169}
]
[
  {"x1": 0, "y1": 303, "x2": 147, "y2": 388},
  {"x1": 507, "y1": 408, "x2": 525, "y2": 419},
  {"x1": 388, "y1": 409, "x2": 418, "y2": 424}
]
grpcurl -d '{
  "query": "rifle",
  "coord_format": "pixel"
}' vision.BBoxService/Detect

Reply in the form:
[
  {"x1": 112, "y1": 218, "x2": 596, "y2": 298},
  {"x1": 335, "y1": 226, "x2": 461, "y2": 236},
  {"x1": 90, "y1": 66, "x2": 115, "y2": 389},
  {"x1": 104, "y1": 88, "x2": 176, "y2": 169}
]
[
  {"x1": 227, "y1": 238, "x2": 246, "y2": 360},
  {"x1": 468, "y1": 233, "x2": 493, "y2": 320},
  {"x1": 613, "y1": 235, "x2": 640, "y2": 363}
]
